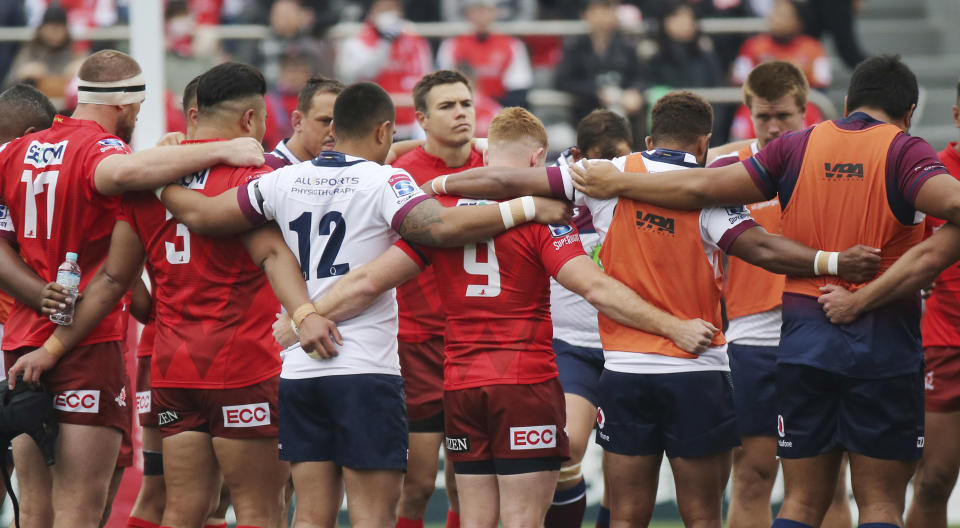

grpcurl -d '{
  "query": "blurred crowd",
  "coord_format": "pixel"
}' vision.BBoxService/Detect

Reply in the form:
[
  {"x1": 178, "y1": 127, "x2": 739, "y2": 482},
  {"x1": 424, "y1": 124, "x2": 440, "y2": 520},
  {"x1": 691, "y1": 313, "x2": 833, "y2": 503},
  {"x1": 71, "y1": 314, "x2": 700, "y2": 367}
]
[{"x1": 0, "y1": 0, "x2": 868, "y2": 148}]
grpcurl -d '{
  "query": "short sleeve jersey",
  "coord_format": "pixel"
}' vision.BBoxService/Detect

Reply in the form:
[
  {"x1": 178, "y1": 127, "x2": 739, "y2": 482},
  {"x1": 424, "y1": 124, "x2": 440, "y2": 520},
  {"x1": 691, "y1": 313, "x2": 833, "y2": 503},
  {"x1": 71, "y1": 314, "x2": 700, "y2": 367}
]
[
  {"x1": 416, "y1": 196, "x2": 585, "y2": 390},
  {"x1": 922, "y1": 143, "x2": 960, "y2": 347},
  {"x1": 553, "y1": 149, "x2": 758, "y2": 374},
  {"x1": 392, "y1": 146, "x2": 485, "y2": 343},
  {"x1": 120, "y1": 142, "x2": 281, "y2": 390},
  {"x1": 0, "y1": 115, "x2": 130, "y2": 350},
  {"x1": 237, "y1": 150, "x2": 429, "y2": 379}
]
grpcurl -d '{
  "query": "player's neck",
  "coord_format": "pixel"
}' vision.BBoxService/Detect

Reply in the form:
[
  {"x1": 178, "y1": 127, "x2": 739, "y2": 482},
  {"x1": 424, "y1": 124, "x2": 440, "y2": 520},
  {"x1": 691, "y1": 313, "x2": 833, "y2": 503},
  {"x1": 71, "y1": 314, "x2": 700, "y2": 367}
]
[
  {"x1": 285, "y1": 133, "x2": 312, "y2": 162},
  {"x1": 423, "y1": 137, "x2": 472, "y2": 168},
  {"x1": 192, "y1": 123, "x2": 235, "y2": 141},
  {"x1": 848, "y1": 106, "x2": 896, "y2": 125},
  {"x1": 335, "y1": 139, "x2": 381, "y2": 163},
  {"x1": 71, "y1": 105, "x2": 118, "y2": 135}
]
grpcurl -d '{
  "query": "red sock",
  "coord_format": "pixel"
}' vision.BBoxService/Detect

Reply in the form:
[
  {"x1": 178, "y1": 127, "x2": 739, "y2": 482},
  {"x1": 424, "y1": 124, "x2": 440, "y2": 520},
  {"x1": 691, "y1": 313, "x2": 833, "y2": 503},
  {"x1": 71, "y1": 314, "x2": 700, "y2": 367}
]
[
  {"x1": 446, "y1": 510, "x2": 460, "y2": 528},
  {"x1": 397, "y1": 517, "x2": 424, "y2": 528},
  {"x1": 126, "y1": 517, "x2": 161, "y2": 528}
]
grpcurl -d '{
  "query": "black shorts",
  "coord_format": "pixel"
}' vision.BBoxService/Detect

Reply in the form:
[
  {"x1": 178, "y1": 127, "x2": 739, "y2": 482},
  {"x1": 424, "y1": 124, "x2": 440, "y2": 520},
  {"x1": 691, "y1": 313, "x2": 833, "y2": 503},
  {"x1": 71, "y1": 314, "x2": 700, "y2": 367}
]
[
  {"x1": 728, "y1": 343, "x2": 778, "y2": 437},
  {"x1": 554, "y1": 339, "x2": 604, "y2": 406},
  {"x1": 775, "y1": 363, "x2": 924, "y2": 461}
]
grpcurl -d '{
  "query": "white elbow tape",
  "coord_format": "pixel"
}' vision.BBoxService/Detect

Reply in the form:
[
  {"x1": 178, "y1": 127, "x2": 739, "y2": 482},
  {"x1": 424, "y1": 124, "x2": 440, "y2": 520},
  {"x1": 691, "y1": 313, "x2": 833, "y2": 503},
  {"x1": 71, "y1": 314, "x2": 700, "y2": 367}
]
[
  {"x1": 153, "y1": 185, "x2": 167, "y2": 201},
  {"x1": 827, "y1": 251, "x2": 839, "y2": 276},
  {"x1": 499, "y1": 201, "x2": 515, "y2": 229},
  {"x1": 521, "y1": 195, "x2": 536, "y2": 222}
]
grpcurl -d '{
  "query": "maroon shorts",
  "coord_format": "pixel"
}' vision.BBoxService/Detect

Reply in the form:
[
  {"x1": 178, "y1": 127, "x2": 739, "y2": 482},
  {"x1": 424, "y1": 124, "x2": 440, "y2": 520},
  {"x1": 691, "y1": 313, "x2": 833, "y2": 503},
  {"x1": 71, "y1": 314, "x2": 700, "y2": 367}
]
[
  {"x1": 5, "y1": 341, "x2": 130, "y2": 435},
  {"x1": 924, "y1": 347, "x2": 960, "y2": 412},
  {"x1": 136, "y1": 355, "x2": 158, "y2": 427},
  {"x1": 152, "y1": 376, "x2": 279, "y2": 439},
  {"x1": 444, "y1": 378, "x2": 569, "y2": 474},
  {"x1": 398, "y1": 337, "x2": 445, "y2": 429}
]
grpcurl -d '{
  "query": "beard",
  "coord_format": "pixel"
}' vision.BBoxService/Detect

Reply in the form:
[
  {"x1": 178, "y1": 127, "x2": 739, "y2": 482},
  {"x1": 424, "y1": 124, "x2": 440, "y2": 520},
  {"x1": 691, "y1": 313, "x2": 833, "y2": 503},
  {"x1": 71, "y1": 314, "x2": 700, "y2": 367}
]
[{"x1": 115, "y1": 116, "x2": 136, "y2": 144}]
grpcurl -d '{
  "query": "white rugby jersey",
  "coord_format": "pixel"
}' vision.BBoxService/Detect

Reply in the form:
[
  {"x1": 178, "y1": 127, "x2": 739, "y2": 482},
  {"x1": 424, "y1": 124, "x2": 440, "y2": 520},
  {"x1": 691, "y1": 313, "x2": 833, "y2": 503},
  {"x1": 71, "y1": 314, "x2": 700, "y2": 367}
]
[
  {"x1": 557, "y1": 149, "x2": 759, "y2": 374},
  {"x1": 238, "y1": 151, "x2": 429, "y2": 379}
]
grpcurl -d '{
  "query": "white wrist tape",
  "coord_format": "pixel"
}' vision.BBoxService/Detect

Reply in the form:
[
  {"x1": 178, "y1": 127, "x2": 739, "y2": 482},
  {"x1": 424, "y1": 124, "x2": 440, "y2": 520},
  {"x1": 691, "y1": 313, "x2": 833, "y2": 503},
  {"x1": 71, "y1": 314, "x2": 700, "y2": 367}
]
[
  {"x1": 499, "y1": 201, "x2": 515, "y2": 229},
  {"x1": 827, "y1": 251, "x2": 840, "y2": 275},
  {"x1": 521, "y1": 195, "x2": 536, "y2": 222},
  {"x1": 153, "y1": 185, "x2": 167, "y2": 201}
]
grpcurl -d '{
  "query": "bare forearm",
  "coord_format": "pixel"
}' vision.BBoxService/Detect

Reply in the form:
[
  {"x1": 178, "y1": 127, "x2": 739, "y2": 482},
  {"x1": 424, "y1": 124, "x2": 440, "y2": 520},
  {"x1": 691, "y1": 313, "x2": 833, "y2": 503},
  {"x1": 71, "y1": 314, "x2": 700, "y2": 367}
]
[
  {"x1": 736, "y1": 234, "x2": 818, "y2": 276},
  {"x1": 443, "y1": 167, "x2": 552, "y2": 200},
  {"x1": 400, "y1": 199, "x2": 508, "y2": 248},
  {"x1": 0, "y1": 241, "x2": 48, "y2": 311},
  {"x1": 160, "y1": 185, "x2": 252, "y2": 236},
  {"x1": 52, "y1": 269, "x2": 131, "y2": 349},
  {"x1": 129, "y1": 277, "x2": 152, "y2": 324},
  {"x1": 314, "y1": 272, "x2": 384, "y2": 322},
  {"x1": 616, "y1": 170, "x2": 711, "y2": 209},
  {"x1": 95, "y1": 143, "x2": 229, "y2": 196},
  {"x1": 260, "y1": 251, "x2": 314, "y2": 315},
  {"x1": 585, "y1": 274, "x2": 677, "y2": 337}
]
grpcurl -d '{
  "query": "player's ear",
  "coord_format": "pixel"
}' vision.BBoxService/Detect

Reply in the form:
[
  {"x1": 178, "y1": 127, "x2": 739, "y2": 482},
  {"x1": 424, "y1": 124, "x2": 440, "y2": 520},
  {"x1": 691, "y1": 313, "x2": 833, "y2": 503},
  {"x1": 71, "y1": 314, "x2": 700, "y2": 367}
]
[
  {"x1": 377, "y1": 120, "x2": 392, "y2": 144},
  {"x1": 530, "y1": 147, "x2": 545, "y2": 168},
  {"x1": 241, "y1": 108, "x2": 255, "y2": 133},
  {"x1": 21, "y1": 126, "x2": 36, "y2": 136},
  {"x1": 903, "y1": 103, "x2": 916, "y2": 132},
  {"x1": 291, "y1": 109, "x2": 303, "y2": 132},
  {"x1": 696, "y1": 134, "x2": 712, "y2": 165},
  {"x1": 187, "y1": 107, "x2": 198, "y2": 126},
  {"x1": 843, "y1": 95, "x2": 849, "y2": 117},
  {"x1": 415, "y1": 109, "x2": 428, "y2": 129},
  {"x1": 569, "y1": 147, "x2": 582, "y2": 162},
  {"x1": 644, "y1": 136, "x2": 654, "y2": 150}
]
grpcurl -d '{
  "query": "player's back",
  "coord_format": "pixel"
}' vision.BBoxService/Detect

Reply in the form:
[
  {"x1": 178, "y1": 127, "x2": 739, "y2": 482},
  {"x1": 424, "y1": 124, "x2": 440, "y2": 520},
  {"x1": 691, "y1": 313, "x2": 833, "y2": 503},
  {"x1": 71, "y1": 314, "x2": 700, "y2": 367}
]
[
  {"x1": 240, "y1": 151, "x2": 429, "y2": 378},
  {"x1": 122, "y1": 161, "x2": 280, "y2": 390},
  {"x1": 0, "y1": 115, "x2": 129, "y2": 350},
  {"x1": 425, "y1": 196, "x2": 585, "y2": 390}
]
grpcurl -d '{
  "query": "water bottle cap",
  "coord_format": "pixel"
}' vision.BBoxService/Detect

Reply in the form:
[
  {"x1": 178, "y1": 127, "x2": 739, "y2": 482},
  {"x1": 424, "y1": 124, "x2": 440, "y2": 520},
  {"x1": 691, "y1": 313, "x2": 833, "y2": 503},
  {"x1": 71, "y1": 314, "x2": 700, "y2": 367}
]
[{"x1": 65, "y1": 252, "x2": 78, "y2": 262}]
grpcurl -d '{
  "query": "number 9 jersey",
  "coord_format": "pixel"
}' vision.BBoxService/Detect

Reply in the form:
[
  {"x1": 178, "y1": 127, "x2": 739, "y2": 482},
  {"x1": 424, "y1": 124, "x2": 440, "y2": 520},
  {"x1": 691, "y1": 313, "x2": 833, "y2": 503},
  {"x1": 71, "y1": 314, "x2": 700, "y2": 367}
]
[
  {"x1": 0, "y1": 115, "x2": 130, "y2": 351},
  {"x1": 237, "y1": 151, "x2": 429, "y2": 379}
]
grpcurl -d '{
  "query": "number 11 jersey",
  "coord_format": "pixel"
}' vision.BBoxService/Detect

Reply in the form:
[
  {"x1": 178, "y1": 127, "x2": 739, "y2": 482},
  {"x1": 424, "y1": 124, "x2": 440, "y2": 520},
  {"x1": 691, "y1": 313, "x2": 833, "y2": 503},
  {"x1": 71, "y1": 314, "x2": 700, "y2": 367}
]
[{"x1": 237, "y1": 151, "x2": 429, "y2": 379}]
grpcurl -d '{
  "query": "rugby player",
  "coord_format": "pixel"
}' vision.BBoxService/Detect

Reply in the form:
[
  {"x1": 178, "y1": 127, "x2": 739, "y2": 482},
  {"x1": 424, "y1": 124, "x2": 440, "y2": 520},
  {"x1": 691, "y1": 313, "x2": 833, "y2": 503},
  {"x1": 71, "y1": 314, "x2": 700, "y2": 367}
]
[
  {"x1": 152, "y1": 82, "x2": 571, "y2": 528},
  {"x1": 271, "y1": 76, "x2": 343, "y2": 164},
  {"x1": 281, "y1": 106, "x2": 718, "y2": 528},
  {"x1": 571, "y1": 55, "x2": 960, "y2": 528},
  {"x1": 545, "y1": 109, "x2": 632, "y2": 528},
  {"x1": 428, "y1": 92, "x2": 881, "y2": 528},
  {"x1": 710, "y1": 61, "x2": 851, "y2": 528},
  {"x1": 0, "y1": 50, "x2": 264, "y2": 528},
  {"x1": 392, "y1": 70, "x2": 485, "y2": 528}
]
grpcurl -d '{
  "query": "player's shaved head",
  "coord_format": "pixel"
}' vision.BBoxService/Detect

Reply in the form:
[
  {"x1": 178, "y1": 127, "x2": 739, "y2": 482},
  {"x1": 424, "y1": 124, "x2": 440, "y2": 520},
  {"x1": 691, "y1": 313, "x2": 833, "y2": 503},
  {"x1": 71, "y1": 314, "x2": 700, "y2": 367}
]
[
  {"x1": 576, "y1": 109, "x2": 633, "y2": 160},
  {"x1": 487, "y1": 107, "x2": 548, "y2": 167},
  {"x1": 0, "y1": 84, "x2": 56, "y2": 143},
  {"x1": 77, "y1": 49, "x2": 141, "y2": 82},
  {"x1": 196, "y1": 62, "x2": 266, "y2": 115},
  {"x1": 333, "y1": 82, "x2": 395, "y2": 140},
  {"x1": 649, "y1": 91, "x2": 713, "y2": 146},
  {"x1": 182, "y1": 75, "x2": 200, "y2": 114},
  {"x1": 743, "y1": 60, "x2": 809, "y2": 110},
  {"x1": 846, "y1": 55, "x2": 918, "y2": 121}
]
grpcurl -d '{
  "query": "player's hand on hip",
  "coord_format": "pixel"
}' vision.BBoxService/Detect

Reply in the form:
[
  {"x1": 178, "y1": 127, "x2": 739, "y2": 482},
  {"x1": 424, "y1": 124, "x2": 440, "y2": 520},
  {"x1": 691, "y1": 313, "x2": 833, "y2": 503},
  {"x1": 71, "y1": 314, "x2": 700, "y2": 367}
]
[
  {"x1": 272, "y1": 313, "x2": 298, "y2": 348},
  {"x1": 531, "y1": 197, "x2": 573, "y2": 225},
  {"x1": 570, "y1": 160, "x2": 621, "y2": 199},
  {"x1": 39, "y1": 281, "x2": 79, "y2": 316},
  {"x1": 818, "y1": 284, "x2": 860, "y2": 325},
  {"x1": 298, "y1": 313, "x2": 343, "y2": 361},
  {"x1": 221, "y1": 137, "x2": 265, "y2": 168},
  {"x1": 156, "y1": 132, "x2": 185, "y2": 147},
  {"x1": 669, "y1": 318, "x2": 718, "y2": 355},
  {"x1": 8, "y1": 347, "x2": 59, "y2": 389},
  {"x1": 837, "y1": 244, "x2": 881, "y2": 283}
]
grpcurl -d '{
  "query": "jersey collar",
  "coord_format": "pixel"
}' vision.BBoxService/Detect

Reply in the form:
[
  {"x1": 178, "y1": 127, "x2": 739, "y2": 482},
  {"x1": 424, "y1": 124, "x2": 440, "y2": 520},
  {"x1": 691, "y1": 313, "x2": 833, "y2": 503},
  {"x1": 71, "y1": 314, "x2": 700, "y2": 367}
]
[
  {"x1": 272, "y1": 138, "x2": 302, "y2": 164},
  {"x1": 412, "y1": 145, "x2": 483, "y2": 169},
  {"x1": 52, "y1": 114, "x2": 109, "y2": 134},
  {"x1": 642, "y1": 148, "x2": 700, "y2": 168},
  {"x1": 312, "y1": 150, "x2": 367, "y2": 167},
  {"x1": 181, "y1": 138, "x2": 227, "y2": 144}
]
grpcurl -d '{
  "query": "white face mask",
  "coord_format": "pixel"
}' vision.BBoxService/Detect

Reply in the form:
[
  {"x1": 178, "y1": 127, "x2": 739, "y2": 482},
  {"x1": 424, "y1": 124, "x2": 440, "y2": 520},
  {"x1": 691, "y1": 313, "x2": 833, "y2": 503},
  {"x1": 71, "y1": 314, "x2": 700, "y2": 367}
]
[
  {"x1": 373, "y1": 9, "x2": 401, "y2": 28},
  {"x1": 167, "y1": 16, "x2": 194, "y2": 39}
]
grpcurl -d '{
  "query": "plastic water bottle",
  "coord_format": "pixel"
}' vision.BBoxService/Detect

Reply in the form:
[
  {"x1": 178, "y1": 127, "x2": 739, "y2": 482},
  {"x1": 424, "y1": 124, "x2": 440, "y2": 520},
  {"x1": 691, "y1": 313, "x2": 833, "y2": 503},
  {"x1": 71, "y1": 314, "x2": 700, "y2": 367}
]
[{"x1": 49, "y1": 252, "x2": 80, "y2": 326}]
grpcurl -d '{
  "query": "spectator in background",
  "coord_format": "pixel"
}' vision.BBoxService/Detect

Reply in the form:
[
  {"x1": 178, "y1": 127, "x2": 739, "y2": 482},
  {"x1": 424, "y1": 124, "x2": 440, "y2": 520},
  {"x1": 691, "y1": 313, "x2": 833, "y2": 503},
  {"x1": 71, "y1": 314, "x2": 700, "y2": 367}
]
[
  {"x1": 436, "y1": 0, "x2": 532, "y2": 108},
  {"x1": 337, "y1": 0, "x2": 433, "y2": 139},
  {"x1": 164, "y1": 0, "x2": 217, "y2": 100},
  {"x1": 554, "y1": 0, "x2": 644, "y2": 129},
  {"x1": 647, "y1": 3, "x2": 722, "y2": 89},
  {"x1": 4, "y1": 5, "x2": 84, "y2": 98},
  {"x1": 0, "y1": 1, "x2": 26, "y2": 88},
  {"x1": 803, "y1": 0, "x2": 868, "y2": 70},
  {"x1": 263, "y1": 51, "x2": 314, "y2": 149},
  {"x1": 732, "y1": 0, "x2": 831, "y2": 88},
  {"x1": 440, "y1": 0, "x2": 535, "y2": 22},
  {"x1": 260, "y1": 0, "x2": 335, "y2": 86}
]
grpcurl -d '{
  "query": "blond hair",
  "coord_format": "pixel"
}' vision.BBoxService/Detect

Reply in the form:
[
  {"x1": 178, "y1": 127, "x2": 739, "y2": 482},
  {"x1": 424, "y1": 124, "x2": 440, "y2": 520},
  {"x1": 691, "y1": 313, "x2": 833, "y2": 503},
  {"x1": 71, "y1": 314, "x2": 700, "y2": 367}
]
[{"x1": 488, "y1": 107, "x2": 548, "y2": 150}]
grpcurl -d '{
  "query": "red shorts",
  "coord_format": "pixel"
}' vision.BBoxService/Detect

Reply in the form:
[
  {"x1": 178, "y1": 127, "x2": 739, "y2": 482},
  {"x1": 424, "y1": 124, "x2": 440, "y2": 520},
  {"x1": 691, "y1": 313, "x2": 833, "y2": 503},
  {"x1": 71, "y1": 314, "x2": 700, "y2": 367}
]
[
  {"x1": 152, "y1": 376, "x2": 279, "y2": 439},
  {"x1": 136, "y1": 355, "x2": 157, "y2": 427},
  {"x1": 924, "y1": 346, "x2": 960, "y2": 412},
  {"x1": 398, "y1": 337, "x2": 445, "y2": 428},
  {"x1": 444, "y1": 378, "x2": 569, "y2": 474},
  {"x1": 5, "y1": 341, "x2": 130, "y2": 435}
]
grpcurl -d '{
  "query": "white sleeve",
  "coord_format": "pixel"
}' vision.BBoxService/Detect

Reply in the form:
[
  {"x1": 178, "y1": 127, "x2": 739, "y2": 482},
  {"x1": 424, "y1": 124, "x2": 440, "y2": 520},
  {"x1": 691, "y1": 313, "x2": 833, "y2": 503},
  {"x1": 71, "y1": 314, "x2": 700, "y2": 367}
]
[
  {"x1": 243, "y1": 170, "x2": 282, "y2": 223},
  {"x1": 0, "y1": 201, "x2": 15, "y2": 237},
  {"x1": 502, "y1": 39, "x2": 533, "y2": 91},
  {"x1": 378, "y1": 169, "x2": 430, "y2": 229},
  {"x1": 699, "y1": 205, "x2": 755, "y2": 251}
]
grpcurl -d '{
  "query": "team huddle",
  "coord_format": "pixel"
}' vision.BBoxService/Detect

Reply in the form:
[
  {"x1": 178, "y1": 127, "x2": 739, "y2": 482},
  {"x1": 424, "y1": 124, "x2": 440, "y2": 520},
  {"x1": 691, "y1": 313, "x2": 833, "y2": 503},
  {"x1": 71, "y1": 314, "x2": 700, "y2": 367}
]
[{"x1": 0, "y1": 47, "x2": 957, "y2": 528}]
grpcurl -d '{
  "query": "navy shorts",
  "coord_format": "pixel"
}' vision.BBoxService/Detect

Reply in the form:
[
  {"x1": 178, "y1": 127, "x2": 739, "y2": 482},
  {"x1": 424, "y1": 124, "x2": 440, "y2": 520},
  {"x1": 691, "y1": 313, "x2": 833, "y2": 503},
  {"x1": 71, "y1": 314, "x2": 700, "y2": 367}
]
[
  {"x1": 279, "y1": 374, "x2": 408, "y2": 470},
  {"x1": 554, "y1": 339, "x2": 604, "y2": 405},
  {"x1": 595, "y1": 369, "x2": 740, "y2": 458},
  {"x1": 728, "y1": 343, "x2": 778, "y2": 437},
  {"x1": 775, "y1": 364, "x2": 924, "y2": 461}
]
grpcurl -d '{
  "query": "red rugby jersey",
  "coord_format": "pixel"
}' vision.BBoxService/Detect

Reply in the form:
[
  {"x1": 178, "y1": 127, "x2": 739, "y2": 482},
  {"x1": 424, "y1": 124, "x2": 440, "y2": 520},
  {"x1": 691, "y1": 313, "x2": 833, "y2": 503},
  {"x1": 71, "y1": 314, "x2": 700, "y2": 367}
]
[
  {"x1": 0, "y1": 115, "x2": 128, "y2": 350},
  {"x1": 922, "y1": 144, "x2": 960, "y2": 347},
  {"x1": 120, "y1": 139, "x2": 281, "y2": 389},
  {"x1": 392, "y1": 146, "x2": 484, "y2": 343},
  {"x1": 414, "y1": 196, "x2": 585, "y2": 390}
]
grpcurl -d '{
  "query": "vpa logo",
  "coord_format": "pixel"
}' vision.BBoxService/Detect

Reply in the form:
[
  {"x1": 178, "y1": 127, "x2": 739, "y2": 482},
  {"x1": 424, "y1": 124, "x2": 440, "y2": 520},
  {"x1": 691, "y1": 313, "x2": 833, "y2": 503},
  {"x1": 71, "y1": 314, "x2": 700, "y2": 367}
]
[
  {"x1": 635, "y1": 210, "x2": 675, "y2": 235},
  {"x1": 823, "y1": 162, "x2": 864, "y2": 179}
]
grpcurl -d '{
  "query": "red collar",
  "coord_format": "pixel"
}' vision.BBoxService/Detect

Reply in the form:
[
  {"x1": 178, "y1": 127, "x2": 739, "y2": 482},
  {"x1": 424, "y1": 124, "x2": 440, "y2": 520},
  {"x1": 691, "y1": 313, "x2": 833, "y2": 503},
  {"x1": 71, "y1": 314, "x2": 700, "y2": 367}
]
[
  {"x1": 52, "y1": 114, "x2": 109, "y2": 134},
  {"x1": 182, "y1": 138, "x2": 227, "y2": 144}
]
